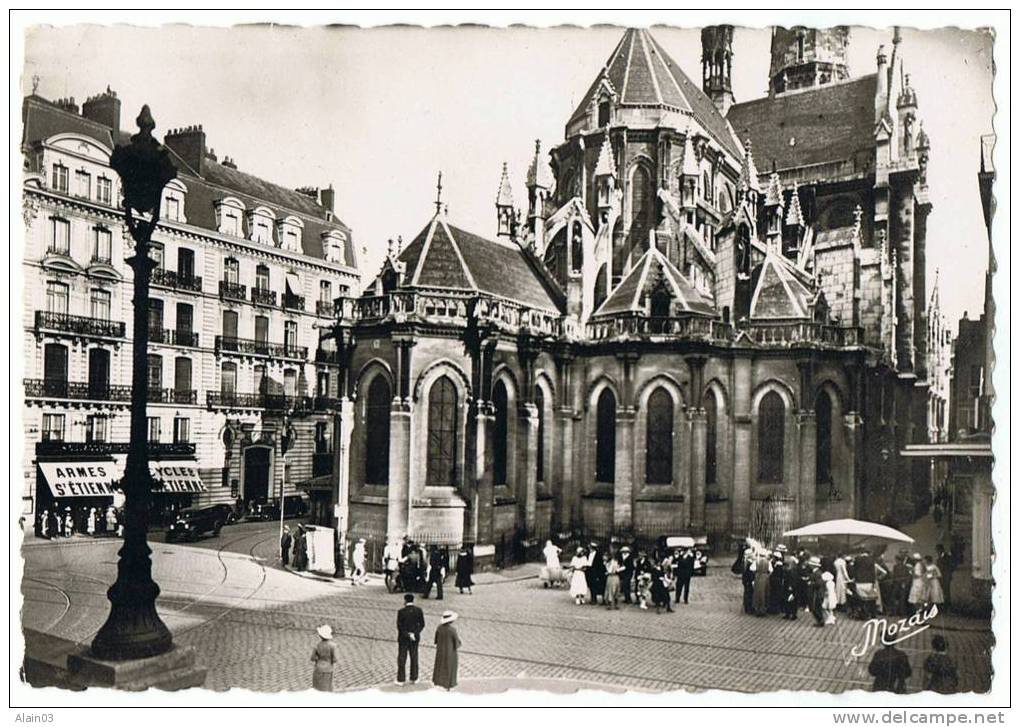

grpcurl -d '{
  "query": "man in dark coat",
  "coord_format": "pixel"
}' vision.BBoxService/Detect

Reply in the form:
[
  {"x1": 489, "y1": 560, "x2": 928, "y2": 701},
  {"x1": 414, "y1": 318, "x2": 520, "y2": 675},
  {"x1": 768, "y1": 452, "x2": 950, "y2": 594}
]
[
  {"x1": 936, "y1": 544, "x2": 961, "y2": 610},
  {"x1": 741, "y1": 549, "x2": 755, "y2": 615},
  {"x1": 396, "y1": 593, "x2": 425, "y2": 685},
  {"x1": 782, "y1": 557, "x2": 800, "y2": 620},
  {"x1": 673, "y1": 548, "x2": 695, "y2": 605},
  {"x1": 808, "y1": 557, "x2": 827, "y2": 626},
  {"x1": 869, "y1": 642, "x2": 912, "y2": 693},
  {"x1": 586, "y1": 542, "x2": 606, "y2": 605},
  {"x1": 890, "y1": 553, "x2": 912, "y2": 616},
  {"x1": 280, "y1": 525, "x2": 292, "y2": 566},
  {"x1": 767, "y1": 551, "x2": 785, "y2": 614},
  {"x1": 422, "y1": 545, "x2": 446, "y2": 600},
  {"x1": 797, "y1": 550, "x2": 812, "y2": 612},
  {"x1": 618, "y1": 546, "x2": 635, "y2": 604}
]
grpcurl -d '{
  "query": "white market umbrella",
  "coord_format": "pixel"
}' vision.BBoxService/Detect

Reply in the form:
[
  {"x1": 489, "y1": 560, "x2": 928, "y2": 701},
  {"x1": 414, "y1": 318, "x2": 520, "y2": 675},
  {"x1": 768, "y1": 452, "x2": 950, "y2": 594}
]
[{"x1": 783, "y1": 518, "x2": 914, "y2": 551}]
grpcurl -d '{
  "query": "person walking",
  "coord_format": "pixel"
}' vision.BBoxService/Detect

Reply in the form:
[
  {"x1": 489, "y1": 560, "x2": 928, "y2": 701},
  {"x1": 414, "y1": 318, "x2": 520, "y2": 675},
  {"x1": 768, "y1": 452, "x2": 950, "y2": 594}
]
[
  {"x1": 569, "y1": 547, "x2": 589, "y2": 605},
  {"x1": 541, "y1": 540, "x2": 563, "y2": 588},
  {"x1": 908, "y1": 553, "x2": 927, "y2": 613},
  {"x1": 310, "y1": 624, "x2": 341, "y2": 692},
  {"x1": 618, "y1": 545, "x2": 635, "y2": 604},
  {"x1": 752, "y1": 549, "x2": 772, "y2": 616},
  {"x1": 432, "y1": 610, "x2": 461, "y2": 690},
  {"x1": 39, "y1": 510, "x2": 51, "y2": 540},
  {"x1": 351, "y1": 538, "x2": 368, "y2": 585},
  {"x1": 396, "y1": 593, "x2": 425, "y2": 685},
  {"x1": 86, "y1": 507, "x2": 97, "y2": 537},
  {"x1": 604, "y1": 551, "x2": 621, "y2": 610},
  {"x1": 923, "y1": 635, "x2": 960, "y2": 694},
  {"x1": 422, "y1": 545, "x2": 446, "y2": 600},
  {"x1": 674, "y1": 547, "x2": 695, "y2": 605},
  {"x1": 280, "y1": 525, "x2": 292, "y2": 567},
  {"x1": 384, "y1": 540, "x2": 402, "y2": 592},
  {"x1": 105, "y1": 505, "x2": 117, "y2": 537},
  {"x1": 455, "y1": 547, "x2": 474, "y2": 594},
  {"x1": 923, "y1": 555, "x2": 945, "y2": 609},
  {"x1": 869, "y1": 641, "x2": 912, "y2": 693}
]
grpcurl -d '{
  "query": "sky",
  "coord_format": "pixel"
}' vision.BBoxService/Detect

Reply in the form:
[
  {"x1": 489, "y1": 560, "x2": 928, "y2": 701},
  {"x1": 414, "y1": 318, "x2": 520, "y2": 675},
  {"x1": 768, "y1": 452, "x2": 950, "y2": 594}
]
[{"x1": 22, "y1": 23, "x2": 995, "y2": 326}]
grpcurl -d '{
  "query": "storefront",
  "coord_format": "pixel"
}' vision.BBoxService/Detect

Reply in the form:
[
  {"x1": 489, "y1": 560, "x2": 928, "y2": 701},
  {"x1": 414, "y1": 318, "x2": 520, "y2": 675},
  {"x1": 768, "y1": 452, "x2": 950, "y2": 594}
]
[{"x1": 34, "y1": 459, "x2": 121, "y2": 536}]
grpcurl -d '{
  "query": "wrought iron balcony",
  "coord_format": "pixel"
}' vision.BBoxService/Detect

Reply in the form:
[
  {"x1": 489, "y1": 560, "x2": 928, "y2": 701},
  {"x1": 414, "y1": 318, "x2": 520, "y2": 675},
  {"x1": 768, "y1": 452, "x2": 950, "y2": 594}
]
[
  {"x1": 148, "y1": 327, "x2": 200, "y2": 347},
  {"x1": 206, "y1": 391, "x2": 313, "y2": 411},
  {"x1": 282, "y1": 293, "x2": 305, "y2": 312},
  {"x1": 214, "y1": 335, "x2": 308, "y2": 360},
  {"x1": 34, "y1": 440, "x2": 196, "y2": 457},
  {"x1": 35, "y1": 311, "x2": 126, "y2": 339},
  {"x1": 315, "y1": 300, "x2": 334, "y2": 317},
  {"x1": 24, "y1": 379, "x2": 132, "y2": 402},
  {"x1": 251, "y1": 287, "x2": 277, "y2": 307},
  {"x1": 219, "y1": 280, "x2": 247, "y2": 302},
  {"x1": 151, "y1": 268, "x2": 203, "y2": 293},
  {"x1": 148, "y1": 388, "x2": 198, "y2": 405},
  {"x1": 312, "y1": 395, "x2": 341, "y2": 411},
  {"x1": 90, "y1": 253, "x2": 113, "y2": 265}
]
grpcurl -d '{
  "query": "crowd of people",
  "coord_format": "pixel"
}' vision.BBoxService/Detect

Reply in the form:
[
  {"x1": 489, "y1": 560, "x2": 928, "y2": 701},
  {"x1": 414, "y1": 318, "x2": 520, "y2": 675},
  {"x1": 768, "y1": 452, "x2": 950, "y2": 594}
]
[
  {"x1": 545, "y1": 539, "x2": 697, "y2": 613},
  {"x1": 381, "y1": 537, "x2": 475, "y2": 599},
  {"x1": 35, "y1": 503, "x2": 122, "y2": 539}
]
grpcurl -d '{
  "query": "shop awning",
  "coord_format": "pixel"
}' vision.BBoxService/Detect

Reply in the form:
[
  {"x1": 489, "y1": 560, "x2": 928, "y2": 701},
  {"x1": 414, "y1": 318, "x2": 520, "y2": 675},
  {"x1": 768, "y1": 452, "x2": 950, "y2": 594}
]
[
  {"x1": 39, "y1": 461, "x2": 119, "y2": 498},
  {"x1": 109, "y1": 457, "x2": 208, "y2": 493},
  {"x1": 285, "y1": 272, "x2": 302, "y2": 295}
]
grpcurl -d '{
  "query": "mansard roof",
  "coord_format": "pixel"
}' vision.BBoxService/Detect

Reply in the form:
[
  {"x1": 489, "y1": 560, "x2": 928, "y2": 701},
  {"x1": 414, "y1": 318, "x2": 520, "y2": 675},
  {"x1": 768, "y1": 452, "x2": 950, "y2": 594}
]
[
  {"x1": 568, "y1": 28, "x2": 742, "y2": 159},
  {"x1": 594, "y1": 245, "x2": 715, "y2": 317},
  {"x1": 727, "y1": 74, "x2": 878, "y2": 173},
  {"x1": 397, "y1": 215, "x2": 564, "y2": 313}
]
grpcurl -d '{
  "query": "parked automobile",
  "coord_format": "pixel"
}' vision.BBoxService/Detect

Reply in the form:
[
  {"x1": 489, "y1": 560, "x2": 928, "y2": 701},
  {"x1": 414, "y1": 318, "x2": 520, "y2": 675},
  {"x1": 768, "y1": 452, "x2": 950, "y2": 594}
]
[
  {"x1": 657, "y1": 535, "x2": 711, "y2": 576},
  {"x1": 248, "y1": 495, "x2": 309, "y2": 521},
  {"x1": 207, "y1": 503, "x2": 238, "y2": 525},
  {"x1": 166, "y1": 506, "x2": 228, "y2": 542}
]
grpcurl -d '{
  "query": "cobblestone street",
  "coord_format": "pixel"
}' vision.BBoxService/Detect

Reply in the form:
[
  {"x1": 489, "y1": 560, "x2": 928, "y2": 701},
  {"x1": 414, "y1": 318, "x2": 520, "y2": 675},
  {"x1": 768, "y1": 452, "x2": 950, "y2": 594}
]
[{"x1": 20, "y1": 522, "x2": 994, "y2": 694}]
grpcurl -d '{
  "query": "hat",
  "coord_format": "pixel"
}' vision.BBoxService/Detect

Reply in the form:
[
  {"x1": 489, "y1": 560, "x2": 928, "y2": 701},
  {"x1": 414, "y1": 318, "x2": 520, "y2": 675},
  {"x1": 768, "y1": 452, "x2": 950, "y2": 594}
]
[
  {"x1": 822, "y1": 571, "x2": 833, "y2": 582},
  {"x1": 316, "y1": 624, "x2": 333, "y2": 640},
  {"x1": 403, "y1": 593, "x2": 415, "y2": 603},
  {"x1": 773, "y1": 550, "x2": 783, "y2": 558},
  {"x1": 776, "y1": 544, "x2": 788, "y2": 552},
  {"x1": 358, "y1": 537, "x2": 366, "y2": 543},
  {"x1": 440, "y1": 610, "x2": 458, "y2": 624},
  {"x1": 589, "y1": 541, "x2": 598, "y2": 548},
  {"x1": 912, "y1": 552, "x2": 922, "y2": 561},
  {"x1": 808, "y1": 556, "x2": 822, "y2": 567},
  {"x1": 620, "y1": 546, "x2": 631, "y2": 553},
  {"x1": 576, "y1": 547, "x2": 585, "y2": 555}
]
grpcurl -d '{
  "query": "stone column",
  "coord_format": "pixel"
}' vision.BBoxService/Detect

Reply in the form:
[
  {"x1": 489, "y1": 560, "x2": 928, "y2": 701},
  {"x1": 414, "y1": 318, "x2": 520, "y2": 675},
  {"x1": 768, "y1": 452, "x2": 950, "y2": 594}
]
[
  {"x1": 614, "y1": 409, "x2": 636, "y2": 534},
  {"x1": 893, "y1": 182, "x2": 917, "y2": 370},
  {"x1": 554, "y1": 353, "x2": 577, "y2": 533},
  {"x1": 472, "y1": 401, "x2": 495, "y2": 545},
  {"x1": 518, "y1": 402, "x2": 539, "y2": 534},
  {"x1": 386, "y1": 400, "x2": 412, "y2": 544},
  {"x1": 844, "y1": 412, "x2": 862, "y2": 517},
  {"x1": 731, "y1": 356, "x2": 752, "y2": 534},
  {"x1": 797, "y1": 410, "x2": 816, "y2": 526},
  {"x1": 690, "y1": 408, "x2": 707, "y2": 530}
]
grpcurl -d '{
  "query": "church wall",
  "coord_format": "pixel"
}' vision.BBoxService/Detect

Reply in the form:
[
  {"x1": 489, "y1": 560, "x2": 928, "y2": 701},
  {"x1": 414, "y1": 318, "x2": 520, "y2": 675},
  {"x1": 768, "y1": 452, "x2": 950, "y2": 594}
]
[{"x1": 815, "y1": 241, "x2": 857, "y2": 326}]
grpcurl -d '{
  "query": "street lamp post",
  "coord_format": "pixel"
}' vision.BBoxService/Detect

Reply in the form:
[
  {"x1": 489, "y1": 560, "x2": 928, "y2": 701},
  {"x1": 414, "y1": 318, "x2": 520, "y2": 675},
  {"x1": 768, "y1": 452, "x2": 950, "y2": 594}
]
[{"x1": 91, "y1": 106, "x2": 177, "y2": 660}]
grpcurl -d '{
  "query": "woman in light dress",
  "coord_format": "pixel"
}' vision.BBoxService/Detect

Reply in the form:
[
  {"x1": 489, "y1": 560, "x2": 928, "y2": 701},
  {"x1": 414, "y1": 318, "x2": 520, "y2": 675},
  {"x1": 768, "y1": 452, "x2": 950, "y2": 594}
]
[
  {"x1": 568, "y1": 547, "x2": 590, "y2": 605},
  {"x1": 923, "y1": 555, "x2": 945, "y2": 608},
  {"x1": 542, "y1": 540, "x2": 563, "y2": 587},
  {"x1": 833, "y1": 555, "x2": 851, "y2": 610},
  {"x1": 351, "y1": 538, "x2": 368, "y2": 585},
  {"x1": 907, "y1": 552, "x2": 928, "y2": 612},
  {"x1": 822, "y1": 571, "x2": 838, "y2": 624}
]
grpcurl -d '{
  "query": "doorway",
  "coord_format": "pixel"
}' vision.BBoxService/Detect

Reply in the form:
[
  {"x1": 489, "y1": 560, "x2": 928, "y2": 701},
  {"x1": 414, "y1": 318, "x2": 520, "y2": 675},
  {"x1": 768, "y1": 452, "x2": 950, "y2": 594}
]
[{"x1": 243, "y1": 446, "x2": 271, "y2": 504}]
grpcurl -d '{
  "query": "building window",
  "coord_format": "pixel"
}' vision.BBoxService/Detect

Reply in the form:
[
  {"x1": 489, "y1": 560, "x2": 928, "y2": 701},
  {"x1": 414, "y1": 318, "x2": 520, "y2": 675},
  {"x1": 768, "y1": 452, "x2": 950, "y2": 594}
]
[
  {"x1": 223, "y1": 212, "x2": 240, "y2": 237},
  {"x1": 147, "y1": 417, "x2": 161, "y2": 444},
  {"x1": 570, "y1": 221, "x2": 583, "y2": 274},
  {"x1": 75, "y1": 170, "x2": 91, "y2": 198},
  {"x1": 148, "y1": 298, "x2": 164, "y2": 333},
  {"x1": 88, "y1": 347, "x2": 110, "y2": 398},
  {"x1": 177, "y1": 248, "x2": 195, "y2": 280},
  {"x1": 284, "y1": 369, "x2": 297, "y2": 397},
  {"x1": 286, "y1": 229, "x2": 300, "y2": 251},
  {"x1": 165, "y1": 197, "x2": 181, "y2": 222},
  {"x1": 97, "y1": 176, "x2": 112, "y2": 205},
  {"x1": 176, "y1": 302, "x2": 193, "y2": 338},
  {"x1": 645, "y1": 387, "x2": 674, "y2": 485},
  {"x1": 221, "y1": 362, "x2": 237, "y2": 394},
  {"x1": 535, "y1": 385, "x2": 545, "y2": 482},
  {"x1": 90, "y1": 289, "x2": 111, "y2": 321},
  {"x1": 149, "y1": 242, "x2": 165, "y2": 269},
  {"x1": 46, "y1": 281, "x2": 69, "y2": 314},
  {"x1": 255, "y1": 220, "x2": 271, "y2": 244},
  {"x1": 705, "y1": 389, "x2": 719, "y2": 488},
  {"x1": 223, "y1": 257, "x2": 239, "y2": 284},
  {"x1": 253, "y1": 364, "x2": 265, "y2": 394},
  {"x1": 175, "y1": 356, "x2": 192, "y2": 395},
  {"x1": 173, "y1": 417, "x2": 190, "y2": 444},
  {"x1": 595, "y1": 387, "x2": 616, "y2": 483},
  {"x1": 49, "y1": 218, "x2": 70, "y2": 255},
  {"x1": 365, "y1": 376, "x2": 391, "y2": 485},
  {"x1": 319, "y1": 280, "x2": 332, "y2": 304},
  {"x1": 284, "y1": 320, "x2": 297, "y2": 350},
  {"x1": 426, "y1": 375, "x2": 458, "y2": 487},
  {"x1": 43, "y1": 343, "x2": 68, "y2": 384},
  {"x1": 85, "y1": 414, "x2": 108, "y2": 443},
  {"x1": 147, "y1": 354, "x2": 163, "y2": 391},
  {"x1": 815, "y1": 391, "x2": 834, "y2": 493},
  {"x1": 255, "y1": 264, "x2": 270, "y2": 291},
  {"x1": 42, "y1": 413, "x2": 65, "y2": 442},
  {"x1": 92, "y1": 227, "x2": 112, "y2": 263},
  {"x1": 630, "y1": 165, "x2": 652, "y2": 242},
  {"x1": 316, "y1": 370, "x2": 330, "y2": 397},
  {"x1": 51, "y1": 163, "x2": 68, "y2": 193},
  {"x1": 492, "y1": 380, "x2": 509, "y2": 487},
  {"x1": 598, "y1": 100, "x2": 611, "y2": 127},
  {"x1": 254, "y1": 315, "x2": 269, "y2": 343},
  {"x1": 222, "y1": 309, "x2": 238, "y2": 340},
  {"x1": 758, "y1": 391, "x2": 785, "y2": 483}
]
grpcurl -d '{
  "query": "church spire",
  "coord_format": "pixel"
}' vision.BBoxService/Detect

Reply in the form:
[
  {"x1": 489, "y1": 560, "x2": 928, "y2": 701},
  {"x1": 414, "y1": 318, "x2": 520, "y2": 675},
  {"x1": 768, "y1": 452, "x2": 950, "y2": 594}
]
[{"x1": 496, "y1": 162, "x2": 516, "y2": 239}]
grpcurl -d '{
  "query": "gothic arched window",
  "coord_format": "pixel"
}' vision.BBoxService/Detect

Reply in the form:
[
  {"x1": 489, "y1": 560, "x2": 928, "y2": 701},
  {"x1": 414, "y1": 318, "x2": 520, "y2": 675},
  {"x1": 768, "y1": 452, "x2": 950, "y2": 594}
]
[
  {"x1": 705, "y1": 389, "x2": 719, "y2": 488},
  {"x1": 815, "y1": 390, "x2": 833, "y2": 494},
  {"x1": 736, "y1": 224, "x2": 751, "y2": 277},
  {"x1": 630, "y1": 165, "x2": 652, "y2": 246},
  {"x1": 758, "y1": 391, "x2": 785, "y2": 483},
  {"x1": 570, "y1": 221, "x2": 583, "y2": 274},
  {"x1": 595, "y1": 388, "x2": 617, "y2": 483},
  {"x1": 492, "y1": 380, "x2": 509, "y2": 487},
  {"x1": 535, "y1": 385, "x2": 546, "y2": 482},
  {"x1": 364, "y1": 376, "x2": 391, "y2": 485},
  {"x1": 646, "y1": 388, "x2": 674, "y2": 485},
  {"x1": 426, "y1": 375, "x2": 458, "y2": 487}
]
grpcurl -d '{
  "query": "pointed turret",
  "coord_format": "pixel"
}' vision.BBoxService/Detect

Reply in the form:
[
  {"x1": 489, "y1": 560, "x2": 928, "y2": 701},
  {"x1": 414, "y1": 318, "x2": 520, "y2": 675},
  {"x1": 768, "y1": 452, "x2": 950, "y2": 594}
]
[
  {"x1": 594, "y1": 130, "x2": 617, "y2": 225},
  {"x1": 763, "y1": 172, "x2": 784, "y2": 251},
  {"x1": 782, "y1": 183, "x2": 805, "y2": 259},
  {"x1": 680, "y1": 131, "x2": 700, "y2": 210},
  {"x1": 496, "y1": 162, "x2": 515, "y2": 239},
  {"x1": 526, "y1": 139, "x2": 553, "y2": 249},
  {"x1": 737, "y1": 138, "x2": 761, "y2": 204}
]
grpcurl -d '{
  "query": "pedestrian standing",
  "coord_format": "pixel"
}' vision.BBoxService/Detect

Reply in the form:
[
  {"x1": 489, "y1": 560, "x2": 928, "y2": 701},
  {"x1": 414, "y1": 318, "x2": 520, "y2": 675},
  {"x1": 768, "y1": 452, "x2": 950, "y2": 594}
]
[
  {"x1": 752, "y1": 549, "x2": 771, "y2": 616},
  {"x1": 384, "y1": 540, "x2": 402, "y2": 592},
  {"x1": 395, "y1": 593, "x2": 425, "y2": 685},
  {"x1": 586, "y1": 542, "x2": 606, "y2": 606},
  {"x1": 280, "y1": 525, "x2": 292, "y2": 566},
  {"x1": 86, "y1": 507, "x2": 97, "y2": 536},
  {"x1": 618, "y1": 545, "x2": 635, "y2": 604},
  {"x1": 293, "y1": 525, "x2": 308, "y2": 571},
  {"x1": 569, "y1": 547, "x2": 589, "y2": 605},
  {"x1": 907, "y1": 553, "x2": 927, "y2": 613},
  {"x1": 39, "y1": 510, "x2": 51, "y2": 539},
  {"x1": 650, "y1": 562, "x2": 673, "y2": 614},
  {"x1": 310, "y1": 624, "x2": 341, "y2": 692},
  {"x1": 541, "y1": 540, "x2": 563, "y2": 588},
  {"x1": 890, "y1": 552, "x2": 911, "y2": 616},
  {"x1": 674, "y1": 548, "x2": 695, "y2": 605},
  {"x1": 455, "y1": 547, "x2": 474, "y2": 594},
  {"x1": 603, "y1": 551, "x2": 621, "y2": 609},
  {"x1": 833, "y1": 554, "x2": 851, "y2": 611},
  {"x1": 807, "y1": 556, "x2": 827, "y2": 627},
  {"x1": 781, "y1": 556, "x2": 799, "y2": 620},
  {"x1": 822, "y1": 571, "x2": 837, "y2": 624},
  {"x1": 351, "y1": 538, "x2": 368, "y2": 585},
  {"x1": 105, "y1": 505, "x2": 117, "y2": 536},
  {"x1": 432, "y1": 610, "x2": 461, "y2": 690},
  {"x1": 868, "y1": 642, "x2": 912, "y2": 693},
  {"x1": 422, "y1": 545, "x2": 446, "y2": 600},
  {"x1": 741, "y1": 548, "x2": 755, "y2": 615},
  {"x1": 923, "y1": 555, "x2": 945, "y2": 609},
  {"x1": 936, "y1": 543, "x2": 961, "y2": 610},
  {"x1": 923, "y1": 635, "x2": 960, "y2": 694},
  {"x1": 766, "y1": 550, "x2": 785, "y2": 614},
  {"x1": 63, "y1": 507, "x2": 75, "y2": 537}
]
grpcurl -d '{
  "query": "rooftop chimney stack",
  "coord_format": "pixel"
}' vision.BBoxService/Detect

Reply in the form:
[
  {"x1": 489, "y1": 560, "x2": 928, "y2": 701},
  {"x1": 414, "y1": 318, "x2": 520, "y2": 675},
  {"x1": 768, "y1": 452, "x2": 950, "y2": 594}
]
[
  {"x1": 53, "y1": 97, "x2": 79, "y2": 114},
  {"x1": 81, "y1": 87, "x2": 121, "y2": 142},
  {"x1": 320, "y1": 184, "x2": 335, "y2": 212},
  {"x1": 164, "y1": 124, "x2": 207, "y2": 176}
]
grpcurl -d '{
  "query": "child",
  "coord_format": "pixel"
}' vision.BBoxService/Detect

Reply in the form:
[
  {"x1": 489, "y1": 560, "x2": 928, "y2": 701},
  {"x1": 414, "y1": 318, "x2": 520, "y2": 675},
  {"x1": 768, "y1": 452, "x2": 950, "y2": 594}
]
[{"x1": 822, "y1": 571, "x2": 837, "y2": 624}]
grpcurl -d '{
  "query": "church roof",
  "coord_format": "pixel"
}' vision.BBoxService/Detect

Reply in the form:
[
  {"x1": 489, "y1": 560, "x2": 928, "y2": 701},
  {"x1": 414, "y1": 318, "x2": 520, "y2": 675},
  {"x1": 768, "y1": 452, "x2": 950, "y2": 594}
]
[
  {"x1": 496, "y1": 163, "x2": 514, "y2": 207},
  {"x1": 749, "y1": 249, "x2": 817, "y2": 320},
  {"x1": 526, "y1": 140, "x2": 555, "y2": 189},
  {"x1": 397, "y1": 216, "x2": 563, "y2": 313},
  {"x1": 594, "y1": 245, "x2": 715, "y2": 317},
  {"x1": 727, "y1": 74, "x2": 878, "y2": 172},
  {"x1": 568, "y1": 28, "x2": 742, "y2": 159}
]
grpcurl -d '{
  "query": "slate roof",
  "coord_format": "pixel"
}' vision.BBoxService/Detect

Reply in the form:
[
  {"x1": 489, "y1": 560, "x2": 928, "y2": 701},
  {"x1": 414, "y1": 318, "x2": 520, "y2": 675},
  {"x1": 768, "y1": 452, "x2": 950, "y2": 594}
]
[
  {"x1": 397, "y1": 216, "x2": 564, "y2": 313},
  {"x1": 727, "y1": 74, "x2": 877, "y2": 172},
  {"x1": 568, "y1": 28, "x2": 742, "y2": 159},
  {"x1": 594, "y1": 246, "x2": 715, "y2": 317},
  {"x1": 23, "y1": 95, "x2": 115, "y2": 148},
  {"x1": 749, "y1": 249, "x2": 817, "y2": 320}
]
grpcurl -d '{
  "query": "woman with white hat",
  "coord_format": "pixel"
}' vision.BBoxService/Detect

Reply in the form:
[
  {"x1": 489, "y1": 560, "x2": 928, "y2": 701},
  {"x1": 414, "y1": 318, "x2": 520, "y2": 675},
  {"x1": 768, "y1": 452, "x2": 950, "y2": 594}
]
[
  {"x1": 432, "y1": 610, "x2": 461, "y2": 690},
  {"x1": 907, "y1": 552, "x2": 927, "y2": 613},
  {"x1": 568, "y1": 547, "x2": 589, "y2": 605},
  {"x1": 310, "y1": 624, "x2": 341, "y2": 691}
]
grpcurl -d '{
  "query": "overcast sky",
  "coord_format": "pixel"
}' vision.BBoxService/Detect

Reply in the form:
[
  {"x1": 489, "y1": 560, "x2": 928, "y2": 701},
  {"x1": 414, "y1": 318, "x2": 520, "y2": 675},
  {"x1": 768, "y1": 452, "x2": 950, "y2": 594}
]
[{"x1": 23, "y1": 23, "x2": 994, "y2": 326}]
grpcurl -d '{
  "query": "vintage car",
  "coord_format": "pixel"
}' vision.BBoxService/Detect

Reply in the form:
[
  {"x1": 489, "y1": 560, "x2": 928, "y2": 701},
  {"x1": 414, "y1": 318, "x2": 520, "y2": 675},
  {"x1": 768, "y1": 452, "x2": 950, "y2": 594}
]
[
  {"x1": 658, "y1": 535, "x2": 711, "y2": 575},
  {"x1": 248, "y1": 495, "x2": 309, "y2": 521},
  {"x1": 166, "y1": 506, "x2": 228, "y2": 542}
]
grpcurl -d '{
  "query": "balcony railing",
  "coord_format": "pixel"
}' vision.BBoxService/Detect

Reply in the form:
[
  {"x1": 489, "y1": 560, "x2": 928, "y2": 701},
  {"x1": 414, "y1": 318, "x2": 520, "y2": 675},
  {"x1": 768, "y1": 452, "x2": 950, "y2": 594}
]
[
  {"x1": 34, "y1": 440, "x2": 196, "y2": 457},
  {"x1": 312, "y1": 395, "x2": 341, "y2": 411},
  {"x1": 90, "y1": 253, "x2": 113, "y2": 265},
  {"x1": 585, "y1": 314, "x2": 733, "y2": 342},
  {"x1": 215, "y1": 335, "x2": 308, "y2": 360},
  {"x1": 24, "y1": 379, "x2": 132, "y2": 402},
  {"x1": 251, "y1": 287, "x2": 277, "y2": 307},
  {"x1": 35, "y1": 311, "x2": 125, "y2": 339},
  {"x1": 151, "y1": 268, "x2": 203, "y2": 293},
  {"x1": 315, "y1": 348, "x2": 340, "y2": 365},
  {"x1": 315, "y1": 300, "x2": 334, "y2": 317},
  {"x1": 742, "y1": 321, "x2": 863, "y2": 348},
  {"x1": 149, "y1": 327, "x2": 200, "y2": 347},
  {"x1": 206, "y1": 391, "x2": 314, "y2": 411},
  {"x1": 148, "y1": 388, "x2": 198, "y2": 405},
  {"x1": 219, "y1": 280, "x2": 247, "y2": 302},
  {"x1": 282, "y1": 293, "x2": 305, "y2": 312}
]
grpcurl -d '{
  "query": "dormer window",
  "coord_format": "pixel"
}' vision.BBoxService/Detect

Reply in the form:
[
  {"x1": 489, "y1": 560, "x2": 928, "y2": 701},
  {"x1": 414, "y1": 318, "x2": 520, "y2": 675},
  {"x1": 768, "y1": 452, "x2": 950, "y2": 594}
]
[
  {"x1": 162, "y1": 180, "x2": 188, "y2": 223},
  {"x1": 277, "y1": 215, "x2": 304, "y2": 253},
  {"x1": 322, "y1": 230, "x2": 346, "y2": 264},
  {"x1": 75, "y1": 170, "x2": 91, "y2": 199},
  {"x1": 97, "y1": 176, "x2": 113, "y2": 205},
  {"x1": 598, "y1": 99, "x2": 611, "y2": 127},
  {"x1": 248, "y1": 206, "x2": 276, "y2": 245},
  {"x1": 214, "y1": 197, "x2": 245, "y2": 237},
  {"x1": 52, "y1": 163, "x2": 68, "y2": 193}
]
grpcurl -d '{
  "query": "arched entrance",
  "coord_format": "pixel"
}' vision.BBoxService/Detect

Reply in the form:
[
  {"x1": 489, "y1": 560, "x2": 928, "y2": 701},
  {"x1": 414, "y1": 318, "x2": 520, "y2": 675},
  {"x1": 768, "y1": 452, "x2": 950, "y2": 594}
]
[{"x1": 243, "y1": 446, "x2": 272, "y2": 504}]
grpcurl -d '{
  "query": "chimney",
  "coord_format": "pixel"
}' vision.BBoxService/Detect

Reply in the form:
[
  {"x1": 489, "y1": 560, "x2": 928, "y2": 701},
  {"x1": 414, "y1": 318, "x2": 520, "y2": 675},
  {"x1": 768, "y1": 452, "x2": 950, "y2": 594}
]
[
  {"x1": 221, "y1": 155, "x2": 237, "y2": 170},
  {"x1": 875, "y1": 45, "x2": 888, "y2": 124},
  {"x1": 53, "y1": 97, "x2": 79, "y2": 114},
  {"x1": 164, "y1": 124, "x2": 207, "y2": 175},
  {"x1": 81, "y1": 87, "x2": 121, "y2": 141},
  {"x1": 320, "y1": 184, "x2": 335, "y2": 212}
]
